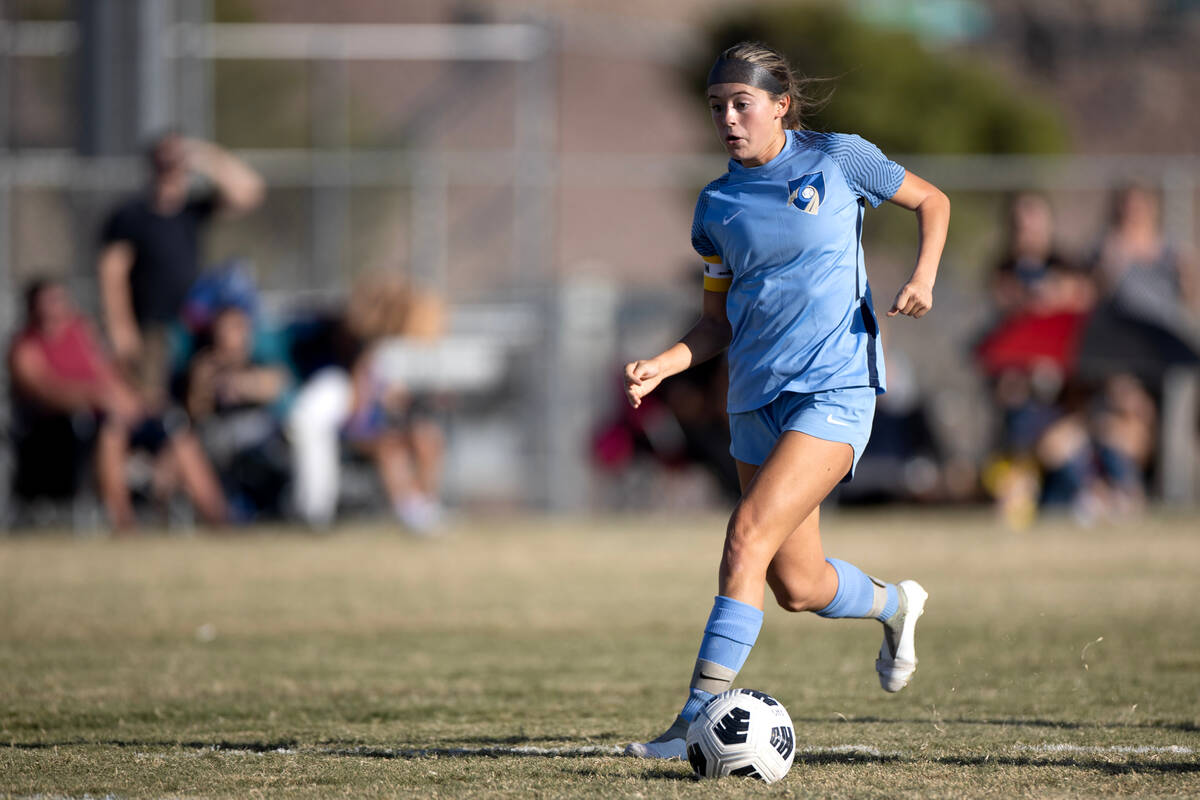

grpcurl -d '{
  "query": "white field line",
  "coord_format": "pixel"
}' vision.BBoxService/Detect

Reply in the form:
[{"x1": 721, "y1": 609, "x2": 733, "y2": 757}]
[
  {"x1": 1014, "y1": 743, "x2": 1196, "y2": 756},
  {"x1": 133, "y1": 744, "x2": 623, "y2": 758},
  {"x1": 133, "y1": 746, "x2": 297, "y2": 758},
  {"x1": 132, "y1": 743, "x2": 898, "y2": 759},
  {"x1": 325, "y1": 744, "x2": 625, "y2": 758},
  {"x1": 798, "y1": 744, "x2": 898, "y2": 759},
  {"x1": 126, "y1": 741, "x2": 1197, "y2": 760}
]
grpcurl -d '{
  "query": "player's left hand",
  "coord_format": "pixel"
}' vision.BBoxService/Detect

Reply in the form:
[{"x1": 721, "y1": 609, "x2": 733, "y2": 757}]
[{"x1": 887, "y1": 281, "x2": 933, "y2": 318}]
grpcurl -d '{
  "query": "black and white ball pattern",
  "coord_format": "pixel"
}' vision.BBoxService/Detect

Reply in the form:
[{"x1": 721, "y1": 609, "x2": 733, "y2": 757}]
[{"x1": 685, "y1": 688, "x2": 795, "y2": 784}]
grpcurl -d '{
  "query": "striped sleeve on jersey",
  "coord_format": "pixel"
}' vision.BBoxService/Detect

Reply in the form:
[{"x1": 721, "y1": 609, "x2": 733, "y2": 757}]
[
  {"x1": 692, "y1": 181, "x2": 732, "y2": 291},
  {"x1": 691, "y1": 185, "x2": 720, "y2": 260},
  {"x1": 802, "y1": 131, "x2": 905, "y2": 208}
]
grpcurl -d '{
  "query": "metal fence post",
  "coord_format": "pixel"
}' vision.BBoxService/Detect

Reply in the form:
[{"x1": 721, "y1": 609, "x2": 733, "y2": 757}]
[
  {"x1": 309, "y1": 57, "x2": 351, "y2": 290},
  {"x1": 409, "y1": 157, "x2": 448, "y2": 291},
  {"x1": 136, "y1": 0, "x2": 171, "y2": 141},
  {"x1": 511, "y1": 20, "x2": 558, "y2": 508}
]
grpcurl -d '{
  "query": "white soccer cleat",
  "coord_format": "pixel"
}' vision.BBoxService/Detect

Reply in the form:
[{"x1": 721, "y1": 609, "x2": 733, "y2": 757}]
[
  {"x1": 625, "y1": 716, "x2": 688, "y2": 760},
  {"x1": 875, "y1": 579, "x2": 928, "y2": 693}
]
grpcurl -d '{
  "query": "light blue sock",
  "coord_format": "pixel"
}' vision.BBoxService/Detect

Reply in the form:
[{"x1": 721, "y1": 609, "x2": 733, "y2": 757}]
[
  {"x1": 678, "y1": 596, "x2": 763, "y2": 722},
  {"x1": 816, "y1": 557, "x2": 899, "y2": 622}
]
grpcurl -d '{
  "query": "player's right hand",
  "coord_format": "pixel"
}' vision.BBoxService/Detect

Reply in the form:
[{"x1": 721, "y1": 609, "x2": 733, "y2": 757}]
[{"x1": 624, "y1": 359, "x2": 664, "y2": 409}]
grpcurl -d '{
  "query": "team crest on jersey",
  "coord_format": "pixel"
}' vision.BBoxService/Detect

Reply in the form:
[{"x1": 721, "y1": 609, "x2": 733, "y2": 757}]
[{"x1": 787, "y1": 172, "x2": 825, "y2": 215}]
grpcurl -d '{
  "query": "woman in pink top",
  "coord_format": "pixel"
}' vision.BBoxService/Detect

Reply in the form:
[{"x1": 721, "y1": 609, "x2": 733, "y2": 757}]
[{"x1": 9, "y1": 278, "x2": 227, "y2": 531}]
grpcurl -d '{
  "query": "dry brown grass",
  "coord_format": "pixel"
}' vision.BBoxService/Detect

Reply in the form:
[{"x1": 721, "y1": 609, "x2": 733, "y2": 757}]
[{"x1": 2, "y1": 509, "x2": 1199, "y2": 797}]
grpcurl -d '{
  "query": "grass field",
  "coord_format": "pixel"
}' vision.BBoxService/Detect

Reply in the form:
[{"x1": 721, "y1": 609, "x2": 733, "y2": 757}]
[{"x1": 2, "y1": 510, "x2": 1199, "y2": 798}]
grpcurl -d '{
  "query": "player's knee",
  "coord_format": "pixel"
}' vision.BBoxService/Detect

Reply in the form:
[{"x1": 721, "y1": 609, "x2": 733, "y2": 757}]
[
  {"x1": 770, "y1": 582, "x2": 823, "y2": 613},
  {"x1": 768, "y1": 557, "x2": 831, "y2": 613}
]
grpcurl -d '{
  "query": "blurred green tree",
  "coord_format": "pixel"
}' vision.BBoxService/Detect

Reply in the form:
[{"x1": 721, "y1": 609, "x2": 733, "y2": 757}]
[{"x1": 693, "y1": 3, "x2": 1069, "y2": 154}]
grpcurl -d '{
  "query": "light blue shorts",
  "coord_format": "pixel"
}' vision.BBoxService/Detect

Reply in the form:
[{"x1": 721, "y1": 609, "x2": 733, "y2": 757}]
[{"x1": 728, "y1": 387, "x2": 877, "y2": 480}]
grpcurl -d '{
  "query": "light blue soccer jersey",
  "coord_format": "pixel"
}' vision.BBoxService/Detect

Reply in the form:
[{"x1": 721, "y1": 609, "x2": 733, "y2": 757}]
[{"x1": 692, "y1": 130, "x2": 905, "y2": 414}]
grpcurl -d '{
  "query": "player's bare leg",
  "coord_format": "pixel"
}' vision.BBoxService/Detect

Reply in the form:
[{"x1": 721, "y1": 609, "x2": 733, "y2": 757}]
[
  {"x1": 764, "y1": 506, "x2": 838, "y2": 613},
  {"x1": 720, "y1": 432, "x2": 851, "y2": 607},
  {"x1": 627, "y1": 432, "x2": 848, "y2": 759},
  {"x1": 761, "y1": 449, "x2": 927, "y2": 693}
]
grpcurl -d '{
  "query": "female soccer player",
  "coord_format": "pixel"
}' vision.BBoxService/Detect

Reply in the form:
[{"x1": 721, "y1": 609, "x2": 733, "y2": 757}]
[{"x1": 624, "y1": 42, "x2": 950, "y2": 759}]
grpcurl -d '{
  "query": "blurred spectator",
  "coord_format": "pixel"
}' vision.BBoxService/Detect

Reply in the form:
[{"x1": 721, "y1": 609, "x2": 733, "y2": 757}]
[
  {"x1": 975, "y1": 193, "x2": 1098, "y2": 526},
  {"x1": 7, "y1": 278, "x2": 227, "y2": 531},
  {"x1": 1092, "y1": 183, "x2": 1199, "y2": 320},
  {"x1": 657, "y1": 357, "x2": 740, "y2": 500},
  {"x1": 989, "y1": 192, "x2": 1078, "y2": 315},
  {"x1": 97, "y1": 133, "x2": 264, "y2": 406},
  {"x1": 988, "y1": 192, "x2": 1096, "y2": 317},
  {"x1": 187, "y1": 305, "x2": 292, "y2": 521},
  {"x1": 977, "y1": 187, "x2": 1198, "y2": 525},
  {"x1": 286, "y1": 274, "x2": 447, "y2": 532},
  {"x1": 1034, "y1": 374, "x2": 1157, "y2": 521},
  {"x1": 1039, "y1": 183, "x2": 1200, "y2": 522},
  {"x1": 840, "y1": 332, "x2": 949, "y2": 505},
  {"x1": 592, "y1": 355, "x2": 740, "y2": 506},
  {"x1": 1075, "y1": 184, "x2": 1200, "y2": 388}
]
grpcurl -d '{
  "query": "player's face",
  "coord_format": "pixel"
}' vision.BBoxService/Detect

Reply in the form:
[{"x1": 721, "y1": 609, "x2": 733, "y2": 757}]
[{"x1": 708, "y1": 84, "x2": 787, "y2": 167}]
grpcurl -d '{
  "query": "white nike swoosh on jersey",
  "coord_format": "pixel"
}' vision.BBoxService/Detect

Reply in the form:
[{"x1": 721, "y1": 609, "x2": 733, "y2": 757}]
[
  {"x1": 825, "y1": 413, "x2": 851, "y2": 427},
  {"x1": 722, "y1": 209, "x2": 744, "y2": 225}
]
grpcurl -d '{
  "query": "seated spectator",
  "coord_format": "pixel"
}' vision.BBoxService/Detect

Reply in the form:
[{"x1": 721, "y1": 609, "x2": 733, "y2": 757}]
[
  {"x1": 1091, "y1": 184, "x2": 1199, "y2": 323},
  {"x1": 8, "y1": 278, "x2": 228, "y2": 531},
  {"x1": 1035, "y1": 374, "x2": 1156, "y2": 521},
  {"x1": 978, "y1": 188, "x2": 1185, "y2": 526},
  {"x1": 975, "y1": 194, "x2": 1099, "y2": 527},
  {"x1": 840, "y1": 334, "x2": 949, "y2": 505},
  {"x1": 592, "y1": 354, "x2": 740, "y2": 507},
  {"x1": 1077, "y1": 184, "x2": 1200, "y2": 387},
  {"x1": 286, "y1": 273, "x2": 447, "y2": 532},
  {"x1": 1039, "y1": 185, "x2": 1200, "y2": 521},
  {"x1": 989, "y1": 192, "x2": 1083, "y2": 316},
  {"x1": 187, "y1": 305, "x2": 292, "y2": 521}
]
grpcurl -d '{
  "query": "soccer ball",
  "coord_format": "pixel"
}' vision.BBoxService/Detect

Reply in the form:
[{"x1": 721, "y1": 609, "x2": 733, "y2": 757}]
[{"x1": 685, "y1": 688, "x2": 795, "y2": 784}]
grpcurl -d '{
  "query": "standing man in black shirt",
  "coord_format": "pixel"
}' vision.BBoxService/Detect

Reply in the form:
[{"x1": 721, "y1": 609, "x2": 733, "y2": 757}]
[{"x1": 98, "y1": 133, "x2": 265, "y2": 405}]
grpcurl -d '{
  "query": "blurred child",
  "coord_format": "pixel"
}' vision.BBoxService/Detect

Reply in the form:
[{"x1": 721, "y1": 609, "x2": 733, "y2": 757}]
[
  {"x1": 187, "y1": 305, "x2": 292, "y2": 520},
  {"x1": 286, "y1": 273, "x2": 446, "y2": 532}
]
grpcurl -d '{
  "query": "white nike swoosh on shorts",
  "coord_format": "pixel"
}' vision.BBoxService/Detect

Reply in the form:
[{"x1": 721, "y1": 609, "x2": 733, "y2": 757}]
[{"x1": 825, "y1": 413, "x2": 851, "y2": 427}]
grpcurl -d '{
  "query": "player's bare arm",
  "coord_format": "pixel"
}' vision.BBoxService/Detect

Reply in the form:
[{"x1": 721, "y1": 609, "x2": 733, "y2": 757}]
[
  {"x1": 886, "y1": 170, "x2": 950, "y2": 318},
  {"x1": 624, "y1": 288, "x2": 730, "y2": 408}
]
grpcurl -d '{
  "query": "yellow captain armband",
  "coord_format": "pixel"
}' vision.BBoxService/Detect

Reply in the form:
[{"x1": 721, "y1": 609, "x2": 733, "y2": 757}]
[
  {"x1": 704, "y1": 275, "x2": 732, "y2": 292},
  {"x1": 700, "y1": 254, "x2": 731, "y2": 292}
]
